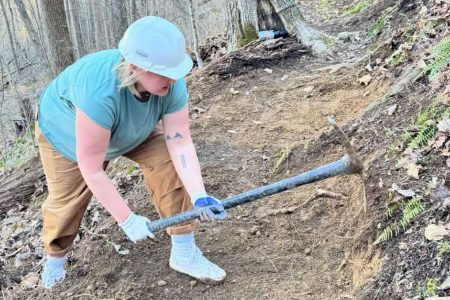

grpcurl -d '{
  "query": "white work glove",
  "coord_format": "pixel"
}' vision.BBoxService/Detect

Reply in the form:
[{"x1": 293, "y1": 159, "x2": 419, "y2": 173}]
[
  {"x1": 119, "y1": 212, "x2": 155, "y2": 243},
  {"x1": 192, "y1": 192, "x2": 227, "y2": 221}
]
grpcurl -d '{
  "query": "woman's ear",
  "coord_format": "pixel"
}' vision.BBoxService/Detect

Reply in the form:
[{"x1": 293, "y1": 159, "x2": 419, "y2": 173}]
[{"x1": 130, "y1": 64, "x2": 138, "y2": 71}]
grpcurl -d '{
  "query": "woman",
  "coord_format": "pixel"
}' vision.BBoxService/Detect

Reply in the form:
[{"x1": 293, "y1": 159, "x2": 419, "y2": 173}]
[{"x1": 36, "y1": 16, "x2": 227, "y2": 288}]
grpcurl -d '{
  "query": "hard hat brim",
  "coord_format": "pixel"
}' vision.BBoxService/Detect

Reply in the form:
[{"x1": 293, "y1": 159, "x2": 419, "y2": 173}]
[
  {"x1": 123, "y1": 53, "x2": 193, "y2": 81},
  {"x1": 149, "y1": 54, "x2": 194, "y2": 80}
]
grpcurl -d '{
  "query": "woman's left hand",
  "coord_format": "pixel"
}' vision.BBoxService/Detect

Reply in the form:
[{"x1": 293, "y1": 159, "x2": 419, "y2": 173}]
[{"x1": 192, "y1": 194, "x2": 227, "y2": 221}]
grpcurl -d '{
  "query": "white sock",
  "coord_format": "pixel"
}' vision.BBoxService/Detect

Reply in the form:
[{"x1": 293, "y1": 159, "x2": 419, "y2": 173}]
[{"x1": 170, "y1": 232, "x2": 194, "y2": 262}]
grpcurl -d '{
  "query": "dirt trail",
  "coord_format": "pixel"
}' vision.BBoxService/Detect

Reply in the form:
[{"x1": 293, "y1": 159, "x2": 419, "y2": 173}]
[{"x1": 1, "y1": 1, "x2": 402, "y2": 299}]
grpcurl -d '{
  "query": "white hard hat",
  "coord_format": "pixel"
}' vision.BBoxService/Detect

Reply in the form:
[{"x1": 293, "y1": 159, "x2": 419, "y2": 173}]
[{"x1": 118, "y1": 16, "x2": 193, "y2": 80}]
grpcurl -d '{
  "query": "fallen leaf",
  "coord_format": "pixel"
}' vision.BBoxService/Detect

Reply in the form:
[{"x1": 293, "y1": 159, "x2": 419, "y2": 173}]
[
  {"x1": 419, "y1": 6, "x2": 428, "y2": 15},
  {"x1": 438, "y1": 275, "x2": 450, "y2": 290},
  {"x1": 192, "y1": 106, "x2": 207, "y2": 113},
  {"x1": 390, "y1": 183, "x2": 415, "y2": 198},
  {"x1": 91, "y1": 211, "x2": 100, "y2": 227},
  {"x1": 396, "y1": 156, "x2": 421, "y2": 179},
  {"x1": 438, "y1": 118, "x2": 450, "y2": 133},
  {"x1": 113, "y1": 244, "x2": 130, "y2": 255},
  {"x1": 387, "y1": 104, "x2": 398, "y2": 116},
  {"x1": 304, "y1": 86, "x2": 315, "y2": 93},
  {"x1": 425, "y1": 224, "x2": 450, "y2": 241},
  {"x1": 365, "y1": 64, "x2": 373, "y2": 72},
  {"x1": 358, "y1": 74, "x2": 372, "y2": 86},
  {"x1": 406, "y1": 162, "x2": 421, "y2": 179},
  {"x1": 230, "y1": 88, "x2": 240, "y2": 95},
  {"x1": 433, "y1": 134, "x2": 447, "y2": 149}
]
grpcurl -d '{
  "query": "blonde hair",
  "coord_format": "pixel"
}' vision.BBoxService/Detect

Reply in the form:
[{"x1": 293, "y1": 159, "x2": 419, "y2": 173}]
[{"x1": 114, "y1": 59, "x2": 143, "y2": 97}]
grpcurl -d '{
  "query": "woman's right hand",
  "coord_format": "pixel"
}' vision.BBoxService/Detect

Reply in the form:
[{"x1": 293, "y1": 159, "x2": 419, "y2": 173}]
[{"x1": 119, "y1": 212, "x2": 155, "y2": 242}]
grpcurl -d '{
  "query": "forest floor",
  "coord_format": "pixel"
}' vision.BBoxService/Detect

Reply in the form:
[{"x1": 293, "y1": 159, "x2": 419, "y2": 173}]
[{"x1": 1, "y1": 0, "x2": 450, "y2": 299}]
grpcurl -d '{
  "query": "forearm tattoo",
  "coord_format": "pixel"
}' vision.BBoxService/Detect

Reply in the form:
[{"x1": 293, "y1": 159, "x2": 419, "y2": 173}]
[
  {"x1": 180, "y1": 154, "x2": 187, "y2": 169},
  {"x1": 166, "y1": 132, "x2": 183, "y2": 141}
]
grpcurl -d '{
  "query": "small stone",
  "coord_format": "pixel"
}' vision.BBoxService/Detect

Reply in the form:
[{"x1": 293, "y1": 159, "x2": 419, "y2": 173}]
[
  {"x1": 250, "y1": 226, "x2": 259, "y2": 235},
  {"x1": 190, "y1": 280, "x2": 197, "y2": 288},
  {"x1": 164, "y1": 288, "x2": 169, "y2": 294},
  {"x1": 157, "y1": 280, "x2": 167, "y2": 287},
  {"x1": 304, "y1": 248, "x2": 312, "y2": 255}
]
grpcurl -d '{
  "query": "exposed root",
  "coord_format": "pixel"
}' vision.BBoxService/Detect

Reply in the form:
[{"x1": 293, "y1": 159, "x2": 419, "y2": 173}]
[{"x1": 302, "y1": 188, "x2": 349, "y2": 207}]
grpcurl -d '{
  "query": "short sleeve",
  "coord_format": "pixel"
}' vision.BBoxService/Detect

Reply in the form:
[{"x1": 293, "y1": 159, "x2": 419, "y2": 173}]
[
  {"x1": 163, "y1": 78, "x2": 188, "y2": 115},
  {"x1": 71, "y1": 83, "x2": 116, "y2": 130}
]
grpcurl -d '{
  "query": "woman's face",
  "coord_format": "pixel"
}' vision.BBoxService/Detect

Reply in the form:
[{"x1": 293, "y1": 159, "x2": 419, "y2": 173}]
[{"x1": 134, "y1": 67, "x2": 175, "y2": 97}]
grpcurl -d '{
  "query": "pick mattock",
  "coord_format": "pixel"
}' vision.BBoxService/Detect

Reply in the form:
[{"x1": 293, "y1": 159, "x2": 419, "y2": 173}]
[{"x1": 147, "y1": 117, "x2": 364, "y2": 233}]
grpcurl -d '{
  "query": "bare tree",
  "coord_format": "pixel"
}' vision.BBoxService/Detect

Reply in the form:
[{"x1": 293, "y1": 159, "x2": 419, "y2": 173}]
[
  {"x1": 129, "y1": 0, "x2": 137, "y2": 23},
  {"x1": 112, "y1": 0, "x2": 128, "y2": 45},
  {"x1": 0, "y1": 0, "x2": 20, "y2": 75},
  {"x1": 64, "y1": 0, "x2": 84, "y2": 59},
  {"x1": 40, "y1": 0, "x2": 74, "y2": 74},
  {"x1": 188, "y1": 0, "x2": 203, "y2": 69},
  {"x1": 13, "y1": 0, "x2": 41, "y2": 54}
]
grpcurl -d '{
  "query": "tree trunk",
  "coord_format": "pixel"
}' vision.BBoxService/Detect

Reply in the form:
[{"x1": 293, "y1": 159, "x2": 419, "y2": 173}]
[
  {"x1": 92, "y1": 1, "x2": 105, "y2": 50},
  {"x1": 13, "y1": 0, "x2": 41, "y2": 54},
  {"x1": 6, "y1": 0, "x2": 21, "y2": 59},
  {"x1": 226, "y1": 0, "x2": 244, "y2": 52},
  {"x1": 40, "y1": 0, "x2": 75, "y2": 74},
  {"x1": 268, "y1": 0, "x2": 331, "y2": 57},
  {"x1": 239, "y1": 0, "x2": 258, "y2": 34},
  {"x1": 188, "y1": 0, "x2": 203, "y2": 69},
  {"x1": 129, "y1": 0, "x2": 137, "y2": 23},
  {"x1": 257, "y1": 0, "x2": 284, "y2": 31},
  {"x1": 0, "y1": 0, "x2": 21, "y2": 76},
  {"x1": 64, "y1": 0, "x2": 79, "y2": 59},
  {"x1": 112, "y1": 0, "x2": 128, "y2": 45}
]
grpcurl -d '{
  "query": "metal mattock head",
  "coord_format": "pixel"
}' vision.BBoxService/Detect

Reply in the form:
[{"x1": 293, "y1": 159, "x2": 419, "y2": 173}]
[{"x1": 328, "y1": 117, "x2": 364, "y2": 174}]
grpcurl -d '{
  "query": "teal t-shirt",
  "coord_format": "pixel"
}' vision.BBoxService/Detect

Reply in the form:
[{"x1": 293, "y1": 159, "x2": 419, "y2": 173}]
[{"x1": 37, "y1": 49, "x2": 188, "y2": 162}]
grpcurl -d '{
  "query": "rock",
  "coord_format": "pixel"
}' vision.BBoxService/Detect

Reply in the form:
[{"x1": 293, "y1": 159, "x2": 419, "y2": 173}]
[
  {"x1": 21, "y1": 273, "x2": 39, "y2": 288},
  {"x1": 249, "y1": 226, "x2": 259, "y2": 235},
  {"x1": 190, "y1": 280, "x2": 197, "y2": 288},
  {"x1": 157, "y1": 280, "x2": 167, "y2": 287}
]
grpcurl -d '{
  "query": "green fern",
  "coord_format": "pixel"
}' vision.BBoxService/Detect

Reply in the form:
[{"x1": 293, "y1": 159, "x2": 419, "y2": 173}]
[
  {"x1": 375, "y1": 197, "x2": 425, "y2": 244},
  {"x1": 343, "y1": 1, "x2": 370, "y2": 15},
  {"x1": 388, "y1": 50, "x2": 408, "y2": 67},
  {"x1": 420, "y1": 37, "x2": 450, "y2": 80},
  {"x1": 437, "y1": 241, "x2": 450, "y2": 264},
  {"x1": 408, "y1": 124, "x2": 437, "y2": 149},
  {"x1": 369, "y1": 15, "x2": 387, "y2": 37}
]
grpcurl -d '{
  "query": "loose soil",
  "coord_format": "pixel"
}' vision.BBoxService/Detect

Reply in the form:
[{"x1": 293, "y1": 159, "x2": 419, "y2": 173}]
[{"x1": 1, "y1": 0, "x2": 449, "y2": 299}]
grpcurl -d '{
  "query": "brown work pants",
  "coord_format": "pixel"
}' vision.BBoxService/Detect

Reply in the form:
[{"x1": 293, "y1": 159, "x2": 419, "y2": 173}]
[{"x1": 36, "y1": 124, "x2": 198, "y2": 257}]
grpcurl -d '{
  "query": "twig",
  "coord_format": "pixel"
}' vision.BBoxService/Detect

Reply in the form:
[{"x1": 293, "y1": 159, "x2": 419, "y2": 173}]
[
  {"x1": 257, "y1": 249, "x2": 278, "y2": 274},
  {"x1": 302, "y1": 188, "x2": 348, "y2": 207},
  {"x1": 32, "y1": 256, "x2": 45, "y2": 273},
  {"x1": 73, "y1": 294, "x2": 93, "y2": 298},
  {"x1": 1, "y1": 287, "x2": 7, "y2": 300},
  {"x1": 4, "y1": 246, "x2": 23, "y2": 258}
]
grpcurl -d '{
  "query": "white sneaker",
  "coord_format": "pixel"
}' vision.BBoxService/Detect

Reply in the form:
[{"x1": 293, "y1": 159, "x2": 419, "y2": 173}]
[
  {"x1": 169, "y1": 243, "x2": 226, "y2": 284},
  {"x1": 41, "y1": 257, "x2": 66, "y2": 289}
]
